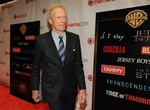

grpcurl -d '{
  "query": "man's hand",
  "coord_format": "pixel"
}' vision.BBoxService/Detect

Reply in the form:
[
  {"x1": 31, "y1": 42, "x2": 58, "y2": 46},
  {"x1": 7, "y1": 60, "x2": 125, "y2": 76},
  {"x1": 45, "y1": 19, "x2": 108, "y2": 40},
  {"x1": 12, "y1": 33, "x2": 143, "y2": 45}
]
[
  {"x1": 78, "y1": 89, "x2": 87, "y2": 104},
  {"x1": 32, "y1": 90, "x2": 40, "y2": 102}
]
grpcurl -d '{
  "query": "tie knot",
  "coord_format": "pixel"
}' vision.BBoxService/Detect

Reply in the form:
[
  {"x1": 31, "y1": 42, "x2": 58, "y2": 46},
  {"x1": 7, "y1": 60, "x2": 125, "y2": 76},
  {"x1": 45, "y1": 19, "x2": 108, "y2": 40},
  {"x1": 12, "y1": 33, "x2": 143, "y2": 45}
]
[{"x1": 58, "y1": 36, "x2": 63, "y2": 39}]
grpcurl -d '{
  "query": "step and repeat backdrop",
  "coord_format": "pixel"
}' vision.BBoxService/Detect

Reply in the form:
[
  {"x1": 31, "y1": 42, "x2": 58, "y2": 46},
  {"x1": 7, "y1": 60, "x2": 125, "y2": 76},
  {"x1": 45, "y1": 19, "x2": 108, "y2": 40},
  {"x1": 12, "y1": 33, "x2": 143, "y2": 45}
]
[{"x1": 0, "y1": 0, "x2": 150, "y2": 109}]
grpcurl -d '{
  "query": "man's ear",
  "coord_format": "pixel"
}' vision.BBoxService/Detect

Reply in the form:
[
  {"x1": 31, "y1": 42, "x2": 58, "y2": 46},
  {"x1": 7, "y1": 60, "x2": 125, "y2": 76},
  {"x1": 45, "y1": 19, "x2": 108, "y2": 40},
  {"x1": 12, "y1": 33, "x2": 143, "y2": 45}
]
[{"x1": 48, "y1": 18, "x2": 52, "y2": 25}]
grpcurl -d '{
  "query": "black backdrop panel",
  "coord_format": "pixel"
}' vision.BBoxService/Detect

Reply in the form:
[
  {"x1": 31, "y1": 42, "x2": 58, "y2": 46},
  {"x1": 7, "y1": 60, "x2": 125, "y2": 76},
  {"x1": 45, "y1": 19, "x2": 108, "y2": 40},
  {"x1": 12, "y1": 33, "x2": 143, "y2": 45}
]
[
  {"x1": 93, "y1": 5, "x2": 150, "y2": 110},
  {"x1": 10, "y1": 21, "x2": 40, "y2": 103}
]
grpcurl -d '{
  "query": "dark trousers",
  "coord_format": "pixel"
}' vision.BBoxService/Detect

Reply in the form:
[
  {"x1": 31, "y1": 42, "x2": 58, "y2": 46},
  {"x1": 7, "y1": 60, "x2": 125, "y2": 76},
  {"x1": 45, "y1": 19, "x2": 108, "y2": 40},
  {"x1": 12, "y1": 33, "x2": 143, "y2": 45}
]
[{"x1": 48, "y1": 82, "x2": 76, "y2": 110}]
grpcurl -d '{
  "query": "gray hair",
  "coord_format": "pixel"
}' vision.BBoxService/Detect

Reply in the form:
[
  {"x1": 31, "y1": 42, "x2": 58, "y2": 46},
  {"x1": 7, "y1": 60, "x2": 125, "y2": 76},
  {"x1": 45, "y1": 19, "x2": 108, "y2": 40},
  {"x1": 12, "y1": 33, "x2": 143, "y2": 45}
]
[{"x1": 47, "y1": 4, "x2": 67, "y2": 19}]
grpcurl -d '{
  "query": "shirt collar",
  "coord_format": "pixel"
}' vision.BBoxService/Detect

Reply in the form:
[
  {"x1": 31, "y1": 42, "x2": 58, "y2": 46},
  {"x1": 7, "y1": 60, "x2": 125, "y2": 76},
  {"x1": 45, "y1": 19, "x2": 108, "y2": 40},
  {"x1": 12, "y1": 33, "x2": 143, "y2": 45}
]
[{"x1": 51, "y1": 30, "x2": 65, "y2": 38}]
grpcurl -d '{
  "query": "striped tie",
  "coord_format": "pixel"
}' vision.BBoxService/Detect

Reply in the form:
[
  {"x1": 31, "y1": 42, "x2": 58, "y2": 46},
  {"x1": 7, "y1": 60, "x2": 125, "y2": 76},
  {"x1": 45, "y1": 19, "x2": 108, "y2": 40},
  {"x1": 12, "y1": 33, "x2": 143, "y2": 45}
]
[{"x1": 58, "y1": 36, "x2": 65, "y2": 64}]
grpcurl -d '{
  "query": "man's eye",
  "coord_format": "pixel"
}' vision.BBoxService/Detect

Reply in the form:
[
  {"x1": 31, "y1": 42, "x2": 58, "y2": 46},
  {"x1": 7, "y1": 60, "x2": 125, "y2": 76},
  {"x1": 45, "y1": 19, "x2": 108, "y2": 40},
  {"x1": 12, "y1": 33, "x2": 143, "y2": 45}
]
[{"x1": 64, "y1": 16, "x2": 67, "y2": 19}]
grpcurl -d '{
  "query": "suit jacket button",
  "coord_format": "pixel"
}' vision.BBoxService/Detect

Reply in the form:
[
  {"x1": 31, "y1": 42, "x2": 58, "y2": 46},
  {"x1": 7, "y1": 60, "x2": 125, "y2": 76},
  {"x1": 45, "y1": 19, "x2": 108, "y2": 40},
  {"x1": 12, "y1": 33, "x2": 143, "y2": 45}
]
[{"x1": 60, "y1": 79, "x2": 64, "y2": 82}]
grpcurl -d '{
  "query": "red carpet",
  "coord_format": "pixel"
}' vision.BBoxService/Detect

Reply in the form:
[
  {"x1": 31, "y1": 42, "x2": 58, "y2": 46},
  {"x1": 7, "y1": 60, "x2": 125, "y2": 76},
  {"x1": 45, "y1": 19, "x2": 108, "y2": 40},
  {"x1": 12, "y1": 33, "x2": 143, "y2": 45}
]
[{"x1": 0, "y1": 84, "x2": 49, "y2": 110}]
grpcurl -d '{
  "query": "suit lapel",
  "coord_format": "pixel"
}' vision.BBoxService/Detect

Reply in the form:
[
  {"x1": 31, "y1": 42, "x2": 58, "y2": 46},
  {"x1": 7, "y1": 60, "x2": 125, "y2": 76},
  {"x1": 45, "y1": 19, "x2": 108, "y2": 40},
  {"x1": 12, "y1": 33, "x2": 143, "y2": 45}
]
[
  {"x1": 45, "y1": 31, "x2": 73, "y2": 65},
  {"x1": 65, "y1": 32, "x2": 73, "y2": 62},
  {"x1": 45, "y1": 31, "x2": 61, "y2": 62}
]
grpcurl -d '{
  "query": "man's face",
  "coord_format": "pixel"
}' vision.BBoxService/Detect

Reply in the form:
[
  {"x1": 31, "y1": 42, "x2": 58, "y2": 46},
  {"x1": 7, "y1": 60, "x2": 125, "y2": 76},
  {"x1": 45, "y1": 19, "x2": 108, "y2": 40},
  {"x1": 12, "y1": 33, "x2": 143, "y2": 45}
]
[{"x1": 49, "y1": 7, "x2": 67, "y2": 34}]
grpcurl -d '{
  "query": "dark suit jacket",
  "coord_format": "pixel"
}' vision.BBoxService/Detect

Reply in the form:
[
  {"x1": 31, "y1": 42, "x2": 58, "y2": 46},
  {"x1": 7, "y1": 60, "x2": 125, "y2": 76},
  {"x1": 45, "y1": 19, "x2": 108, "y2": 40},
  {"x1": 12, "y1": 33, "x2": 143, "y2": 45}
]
[{"x1": 31, "y1": 30, "x2": 86, "y2": 103}]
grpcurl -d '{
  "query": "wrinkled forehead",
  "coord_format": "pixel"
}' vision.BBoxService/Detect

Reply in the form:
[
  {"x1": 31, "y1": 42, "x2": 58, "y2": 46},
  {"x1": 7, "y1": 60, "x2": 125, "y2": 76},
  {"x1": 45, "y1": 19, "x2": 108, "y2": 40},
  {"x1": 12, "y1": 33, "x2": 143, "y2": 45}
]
[
  {"x1": 52, "y1": 7, "x2": 66, "y2": 14},
  {"x1": 50, "y1": 6, "x2": 67, "y2": 17}
]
